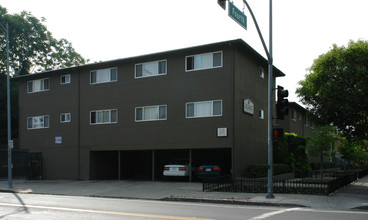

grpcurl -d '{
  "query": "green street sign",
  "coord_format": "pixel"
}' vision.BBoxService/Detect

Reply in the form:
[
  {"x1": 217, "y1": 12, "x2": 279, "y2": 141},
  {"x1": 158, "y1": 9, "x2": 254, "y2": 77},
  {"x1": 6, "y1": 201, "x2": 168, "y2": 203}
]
[{"x1": 228, "y1": 1, "x2": 247, "y2": 30}]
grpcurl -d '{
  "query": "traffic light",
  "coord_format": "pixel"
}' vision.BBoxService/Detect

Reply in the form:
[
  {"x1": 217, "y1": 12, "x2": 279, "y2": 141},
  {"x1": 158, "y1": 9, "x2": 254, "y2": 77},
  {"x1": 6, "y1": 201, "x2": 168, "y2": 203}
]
[
  {"x1": 218, "y1": 0, "x2": 226, "y2": 10},
  {"x1": 273, "y1": 128, "x2": 284, "y2": 139},
  {"x1": 277, "y1": 86, "x2": 289, "y2": 120}
]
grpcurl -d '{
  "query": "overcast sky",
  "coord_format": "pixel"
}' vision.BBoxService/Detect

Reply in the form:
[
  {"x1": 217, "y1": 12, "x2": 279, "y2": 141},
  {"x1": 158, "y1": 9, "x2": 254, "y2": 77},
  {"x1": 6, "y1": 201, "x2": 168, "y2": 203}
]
[{"x1": 2, "y1": 0, "x2": 368, "y2": 103}]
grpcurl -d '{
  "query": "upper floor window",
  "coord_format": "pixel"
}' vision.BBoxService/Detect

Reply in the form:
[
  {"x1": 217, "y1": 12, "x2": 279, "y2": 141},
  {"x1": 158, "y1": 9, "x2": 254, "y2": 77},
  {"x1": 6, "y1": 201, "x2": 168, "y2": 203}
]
[
  {"x1": 27, "y1": 78, "x2": 50, "y2": 93},
  {"x1": 186, "y1": 100, "x2": 222, "y2": 118},
  {"x1": 60, "y1": 113, "x2": 71, "y2": 123},
  {"x1": 90, "y1": 109, "x2": 118, "y2": 125},
  {"x1": 27, "y1": 115, "x2": 49, "y2": 129},
  {"x1": 60, "y1": 74, "x2": 71, "y2": 84},
  {"x1": 135, "y1": 60, "x2": 167, "y2": 78},
  {"x1": 259, "y1": 109, "x2": 264, "y2": 119},
  {"x1": 135, "y1": 105, "x2": 167, "y2": 122},
  {"x1": 259, "y1": 67, "x2": 265, "y2": 78},
  {"x1": 291, "y1": 110, "x2": 297, "y2": 121},
  {"x1": 90, "y1": 67, "x2": 117, "y2": 84},
  {"x1": 186, "y1": 51, "x2": 222, "y2": 71}
]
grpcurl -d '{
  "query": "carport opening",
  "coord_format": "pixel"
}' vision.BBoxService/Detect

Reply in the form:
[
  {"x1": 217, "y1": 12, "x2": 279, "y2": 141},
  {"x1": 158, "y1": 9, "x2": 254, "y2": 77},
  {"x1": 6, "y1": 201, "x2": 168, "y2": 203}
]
[
  {"x1": 120, "y1": 150, "x2": 152, "y2": 180},
  {"x1": 90, "y1": 151, "x2": 118, "y2": 180}
]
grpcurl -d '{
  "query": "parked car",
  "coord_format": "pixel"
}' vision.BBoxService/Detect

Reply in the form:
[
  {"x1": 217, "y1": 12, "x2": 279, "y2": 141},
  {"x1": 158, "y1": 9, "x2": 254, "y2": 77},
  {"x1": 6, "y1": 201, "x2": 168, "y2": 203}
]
[
  {"x1": 163, "y1": 160, "x2": 190, "y2": 177},
  {"x1": 197, "y1": 165, "x2": 222, "y2": 179}
]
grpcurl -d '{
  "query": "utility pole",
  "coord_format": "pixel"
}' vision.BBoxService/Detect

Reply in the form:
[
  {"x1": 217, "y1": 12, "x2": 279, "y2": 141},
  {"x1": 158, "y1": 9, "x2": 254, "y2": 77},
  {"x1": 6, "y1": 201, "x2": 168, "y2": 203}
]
[{"x1": 1, "y1": 22, "x2": 13, "y2": 189}]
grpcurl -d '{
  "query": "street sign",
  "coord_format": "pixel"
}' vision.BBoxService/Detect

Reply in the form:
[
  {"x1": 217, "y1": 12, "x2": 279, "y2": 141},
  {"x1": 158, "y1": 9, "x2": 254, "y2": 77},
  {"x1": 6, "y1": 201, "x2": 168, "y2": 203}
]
[{"x1": 228, "y1": 1, "x2": 247, "y2": 30}]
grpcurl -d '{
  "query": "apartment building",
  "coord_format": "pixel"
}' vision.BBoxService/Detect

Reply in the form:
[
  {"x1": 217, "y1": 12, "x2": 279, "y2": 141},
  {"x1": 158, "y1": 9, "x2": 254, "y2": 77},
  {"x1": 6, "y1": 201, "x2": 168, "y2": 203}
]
[{"x1": 14, "y1": 39, "x2": 285, "y2": 180}]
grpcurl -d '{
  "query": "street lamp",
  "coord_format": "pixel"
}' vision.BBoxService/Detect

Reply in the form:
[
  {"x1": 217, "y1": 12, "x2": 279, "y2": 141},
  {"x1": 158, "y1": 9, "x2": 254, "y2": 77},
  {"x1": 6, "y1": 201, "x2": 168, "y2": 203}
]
[{"x1": 0, "y1": 22, "x2": 13, "y2": 189}]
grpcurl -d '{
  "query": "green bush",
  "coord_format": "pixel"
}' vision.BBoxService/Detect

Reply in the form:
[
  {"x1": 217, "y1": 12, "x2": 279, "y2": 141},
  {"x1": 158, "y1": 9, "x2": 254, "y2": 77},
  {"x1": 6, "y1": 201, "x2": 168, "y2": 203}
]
[{"x1": 246, "y1": 163, "x2": 289, "y2": 178}]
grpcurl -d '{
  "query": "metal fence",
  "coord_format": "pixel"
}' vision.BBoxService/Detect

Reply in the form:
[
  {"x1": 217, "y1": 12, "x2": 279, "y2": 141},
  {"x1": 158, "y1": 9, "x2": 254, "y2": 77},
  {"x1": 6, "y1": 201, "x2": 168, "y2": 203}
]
[{"x1": 203, "y1": 169, "x2": 368, "y2": 196}]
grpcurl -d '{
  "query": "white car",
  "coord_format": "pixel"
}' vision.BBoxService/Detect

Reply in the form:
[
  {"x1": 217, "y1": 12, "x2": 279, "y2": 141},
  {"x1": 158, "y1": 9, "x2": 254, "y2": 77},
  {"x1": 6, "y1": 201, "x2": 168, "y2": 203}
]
[{"x1": 163, "y1": 160, "x2": 190, "y2": 177}]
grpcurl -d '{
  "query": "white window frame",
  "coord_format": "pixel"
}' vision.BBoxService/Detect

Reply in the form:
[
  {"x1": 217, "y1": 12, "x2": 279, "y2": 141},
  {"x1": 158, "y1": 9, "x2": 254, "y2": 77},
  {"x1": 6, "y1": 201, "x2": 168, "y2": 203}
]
[
  {"x1": 27, "y1": 78, "x2": 50, "y2": 93},
  {"x1": 27, "y1": 115, "x2": 50, "y2": 130},
  {"x1": 185, "y1": 100, "x2": 223, "y2": 118},
  {"x1": 259, "y1": 67, "x2": 265, "y2": 78},
  {"x1": 259, "y1": 109, "x2": 264, "y2": 119},
  {"x1": 90, "y1": 67, "x2": 118, "y2": 84},
  {"x1": 60, "y1": 113, "x2": 71, "y2": 123},
  {"x1": 60, "y1": 74, "x2": 71, "y2": 84},
  {"x1": 90, "y1": 109, "x2": 118, "y2": 125},
  {"x1": 135, "y1": 105, "x2": 167, "y2": 122},
  {"x1": 135, "y1": 60, "x2": 167, "y2": 79},
  {"x1": 185, "y1": 51, "x2": 223, "y2": 72}
]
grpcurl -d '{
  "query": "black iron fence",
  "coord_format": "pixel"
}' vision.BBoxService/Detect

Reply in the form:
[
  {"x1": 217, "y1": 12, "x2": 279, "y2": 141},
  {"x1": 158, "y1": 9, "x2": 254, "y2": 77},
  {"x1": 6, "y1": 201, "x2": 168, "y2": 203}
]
[{"x1": 203, "y1": 169, "x2": 368, "y2": 196}]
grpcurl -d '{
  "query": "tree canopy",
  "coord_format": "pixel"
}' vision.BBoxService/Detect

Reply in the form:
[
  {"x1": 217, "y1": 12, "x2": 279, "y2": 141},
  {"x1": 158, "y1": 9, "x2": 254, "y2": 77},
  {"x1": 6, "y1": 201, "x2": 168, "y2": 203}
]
[
  {"x1": 0, "y1": 5, "x2": 87, "y2": 76},
  {"x1": 296, "y1": 40, "x2": 368, "y2": 141}
]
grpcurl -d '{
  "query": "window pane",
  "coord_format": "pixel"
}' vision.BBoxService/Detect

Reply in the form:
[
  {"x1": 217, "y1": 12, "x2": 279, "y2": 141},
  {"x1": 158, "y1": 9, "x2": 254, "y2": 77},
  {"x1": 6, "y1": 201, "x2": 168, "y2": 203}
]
[
  {"x1": 159, "y1": 106, "x2": 166, "y2": 119},
  {"x1": 43, "y1": 79, "x2": 49, "y2": 90},
  {"x1": 158, "y1": 61, "x2": 166, "y2": 74},
  {"x1": 27, "y1": 81, "x2": 33, "y2": 93},
  {"x1": 97, "y1": 111, "x2": 103, "y2": 123},
  {"x1": 144, "y1": 106, "x2": 158, "y2": 120},
  {"x1": 213, "y1": 52, "x2": 222, "y2": 67},
  {"x1": 111, "y1": 110, "x2": 117, "y2": 122},
  {"x1": 103, "y1": 110, "x2": 110, "y2": 123},
  {"x1": 136, "y1": 108, "x2": 143, "y2": 121},
  {"x1": 91, "y1": 112, "x2": 96, "y2": 124},
  {"x1": 213, "y1": 101, "x2": 222, "y2": 116},
  {"x1": 143, "y1": 62, "x2": 157, "y2": 77},
  {"x1": 27, "y1": 118, "x2": 33, "y2": 129},
  {"x1": 186, "y1": 103, "x2": 194, "y2": 117},
  {"x1": 97, "y1": 69, "x2": 110, "y2": 83},
  {"x1": 136, "y1": 64, "x2": 143, "y2": 77},
  {"x1": 44, "y1": 116, "x2": 49, "y2": 127},
  {"x1": 61, "y1": 114, "x2": 66, "y2": 122},
  {"x1": 90, "y1": 71, "x2": 96, "y2": 83},
  {"x1": 34, "y1": 80, "x2": 41, "y2": 92},
  {"x1": 186, "y1": 57, "x2": 194, "y2": 70},
  {"x1": 195, "y1": 102, "x2": 212, "y2": 117},
  {"x1": 110, "y1": 68, "x2": 117, "y2": 81},
  {"x1": 200, "y1": 53, "x2": 213, "y2": 69}
]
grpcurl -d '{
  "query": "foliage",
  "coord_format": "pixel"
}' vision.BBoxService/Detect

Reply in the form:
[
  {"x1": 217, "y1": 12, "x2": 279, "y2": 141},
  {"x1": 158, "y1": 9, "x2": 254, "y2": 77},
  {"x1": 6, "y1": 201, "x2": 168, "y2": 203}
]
[
  {"x1": 0, "y1": 5, "x2": 87, "y2": 75},
  {"x1": 338, "y1": 139, "x2": 368, "y2": 166},
  {"x1": 296, "y1": 40, "x2": 368, "y2": 141},
  {"x1": 274, "y1": 133, "x2": 311, "y2": 173},
  {"x1": 307, "y1": 125, "x2": 337, "y2": 171},
  {"x1": 246, "y1": 164, "x2": 289, "y2": 178}
]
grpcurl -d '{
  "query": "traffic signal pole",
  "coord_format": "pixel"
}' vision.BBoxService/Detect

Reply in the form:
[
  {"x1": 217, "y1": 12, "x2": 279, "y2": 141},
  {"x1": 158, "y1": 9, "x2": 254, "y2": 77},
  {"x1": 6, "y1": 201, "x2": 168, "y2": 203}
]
[{"x1": 242, "y1": 0, "x2": 274, "y2": 199}]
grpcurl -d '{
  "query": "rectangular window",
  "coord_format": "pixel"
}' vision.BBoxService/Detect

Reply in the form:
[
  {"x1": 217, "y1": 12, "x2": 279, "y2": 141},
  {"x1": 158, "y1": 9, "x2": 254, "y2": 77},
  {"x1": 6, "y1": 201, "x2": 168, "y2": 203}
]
[
  {"x1": 27, "y1": 78, "x2": 50, "y2": 93},
  {"x1": 259, "y1": 67, "x2": 265, "y2": 78},
  {"x1": 186, "y1": 51, "x2": 222, "y2": 71},
  {"x1": 186, "y1": 100, "x2": 222, "y2": 118},
  {"x1": 90, "y1": 68, "x2": 117, "y2": 84},
  {"x1": 135, "y1": 60, "x2": 167, "y2": 78},
  {"x1": 259, "y1": 109, "x2": 264, "y2": 119},
  {"x1": 27, "y1": 115, "x2": 50, "y2": 129},
  {"x1": 60, "y1": 113, "x2": 71, "y2": 123},
  {"x1": 305, "y1": 115, "x2": 309, "y2": 126},
  {"x1": 135, "y1": 105, "x2": 167, "y2": 122},
  {"x1": 90, "y1": 109, "x2": 118, "y2": 124},
  {"x1": 60, "y1": 74, "x2": 71, "y2": 84},
  {"x1": 292, "y1": 110, "x2": 297, "y2": 121}
]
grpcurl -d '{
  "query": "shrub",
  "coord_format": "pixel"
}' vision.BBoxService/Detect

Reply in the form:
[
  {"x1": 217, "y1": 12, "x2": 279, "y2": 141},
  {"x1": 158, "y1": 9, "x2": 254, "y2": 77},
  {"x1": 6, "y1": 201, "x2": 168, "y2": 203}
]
[{"x1": 246, "y1": 163, "x2": 289, "y2": 178}]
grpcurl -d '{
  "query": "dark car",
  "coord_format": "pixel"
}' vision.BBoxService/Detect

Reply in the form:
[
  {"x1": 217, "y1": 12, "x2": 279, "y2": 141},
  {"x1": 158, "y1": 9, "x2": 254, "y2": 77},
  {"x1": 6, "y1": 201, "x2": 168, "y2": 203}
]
[{"x1": 197, "y1": 165, "x2": 222, "y2": 179}]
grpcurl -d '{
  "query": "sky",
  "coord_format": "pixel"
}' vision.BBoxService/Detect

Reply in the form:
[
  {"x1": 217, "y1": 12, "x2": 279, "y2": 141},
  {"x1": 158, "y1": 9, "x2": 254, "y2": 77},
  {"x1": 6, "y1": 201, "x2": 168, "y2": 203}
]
[{"x1": 1, "y1": 0, "x2": 368, "y2": 103}]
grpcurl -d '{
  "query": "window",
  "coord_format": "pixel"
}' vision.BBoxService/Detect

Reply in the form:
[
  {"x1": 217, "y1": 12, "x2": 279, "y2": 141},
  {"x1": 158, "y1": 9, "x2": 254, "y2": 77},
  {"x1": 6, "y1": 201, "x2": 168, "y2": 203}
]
[
  {"x1": 60, "y1": 113, "x2": 71, "y2": 123},
  {"x1": 291, "y1": 110, "x2": 297, "y2": 121},
  {"x1": 27, "y1": 115, "x2": 49, "y2": 129},
  {"x1": 135, "y1": 105, "x2": 167, "y2": 122},
  {"x1": 135, "y1": 60, "x2": 167, "y2": 78},
  {"x1": 186, "y1": 51, "x2": 222, "y2": 71},
  {"x1": 259, "y1": 67, "x2": 265, "y2": 78},
  {"x1": 305, "y1": 115, "x2": 309, "y2": 126},
  {"x1": 27, "y1": 78, "x2": 50, "y2": 93},
  {"x1": 90, "y1": 68, "x2": 117, "y2": 84},
  {"x1": 259, "y1": 109, "x2": 264, "y2": 119},
  {"x1": 90, "y1": 109, "x2": 118, "y2": 124},
  {"x1": 186, "y1": 100, "x2": 222, "y2": 118},
  {"x1": 60, "y1": 74, "x2": 71, "y2": 84}
]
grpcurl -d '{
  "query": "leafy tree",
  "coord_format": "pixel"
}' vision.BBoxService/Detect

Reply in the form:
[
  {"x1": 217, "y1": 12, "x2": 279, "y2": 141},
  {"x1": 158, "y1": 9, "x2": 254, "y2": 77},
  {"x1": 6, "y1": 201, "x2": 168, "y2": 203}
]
[
  {"x1": 338, "y1": 139, "x2": 368, "y2": 166},
  {"x1": 296, "y1": 40, "x2": 368, "y2": 141},
  {"x1": 307, "y1": 125, "x2": 337, "y2": 173},
  {"x1": 0, "y1": 6, "x2": 87, "y2": 147}
]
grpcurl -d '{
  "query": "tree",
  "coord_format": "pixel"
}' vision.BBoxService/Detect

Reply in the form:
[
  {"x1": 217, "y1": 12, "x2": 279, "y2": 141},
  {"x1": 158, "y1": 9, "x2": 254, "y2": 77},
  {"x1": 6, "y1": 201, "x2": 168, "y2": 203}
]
[
  {"x1": 307, "y1": 125, "x2": 337, "y2": 174},
  {"x1": 338, "y1": 139, "x2": 368, "y2": 166},
  {"x1": 296, "y1": 40, "x2": 368, "y2": 141},
  {"x1": 0, "y1": 6, "x2": 87, "y2": 147}
]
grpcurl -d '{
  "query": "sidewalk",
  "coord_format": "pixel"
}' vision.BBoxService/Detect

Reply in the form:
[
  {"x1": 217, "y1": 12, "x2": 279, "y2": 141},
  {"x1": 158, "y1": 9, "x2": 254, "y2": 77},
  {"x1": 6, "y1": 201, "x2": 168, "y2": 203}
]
[{"x1": 1, "y1": 175, "x2": 368, "y2": 211}]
